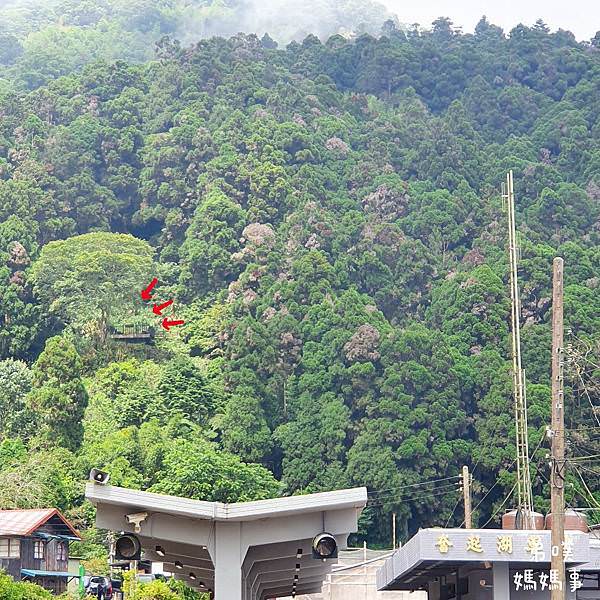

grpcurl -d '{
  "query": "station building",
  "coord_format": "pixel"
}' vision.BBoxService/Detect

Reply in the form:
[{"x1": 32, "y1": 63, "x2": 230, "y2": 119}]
[{"x1": 377, "y1": 526, "x2": 600, "y2": 600}]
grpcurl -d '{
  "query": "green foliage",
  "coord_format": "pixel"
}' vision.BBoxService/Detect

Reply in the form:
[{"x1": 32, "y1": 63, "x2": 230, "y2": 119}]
[
  {"x1": 0, "y1": 571, "x2": 53, "y2": 600},
  {"x1": 149, "y1": 437, "x2": 281, "y2": 502},
  {"x1": 0, "y1": 5, "x2": 599, "y2": 548},
  {"x1": 178, "y1": 189, "x2": 245, "y2": 299},
  {"x1": 31, "y1": 233, "x2": 154, "y2": 343},
  {"x1": 0, "y1": 359, "x2": 34, "y2": 438},
  {"x1": 0, "y1": 446, "x2": 80, "y2": 510},
  {"x1": 158, "y1": 357, "x2": 214, "y2": 424},
  {"x1": 27, "y1": 336, "x2": 88, "y2": 450},
  {"x1": 219, "y1": 387, "x2": 273, "y2": 463},
  {"x1": 69, "y1": 524, "x2": 109, "y2": 573},
  {"x1": 131, "y1": 580, "x2": 181, "y2": 600},
  {"x1": 122, "y1": 572, "x2": 206, "y2": 600}
]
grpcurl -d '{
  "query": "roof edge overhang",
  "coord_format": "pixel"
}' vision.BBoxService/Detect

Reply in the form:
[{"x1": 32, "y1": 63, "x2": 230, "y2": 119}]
[
  {"x1": 0, "y1": 508, "x2": 81, "y2": 540},
  {"x1": 85, "y1": 483, "x2": 367, "y2": 522}
]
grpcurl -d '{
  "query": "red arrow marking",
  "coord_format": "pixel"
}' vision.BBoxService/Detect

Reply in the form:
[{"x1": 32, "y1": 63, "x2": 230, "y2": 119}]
[
  {"x1": 162, "y1": 317, "x2": 185, "y2": 331},
  {"x1": 141, "y1": 278, "x2": 158, "y2": 301},
  {"x1": 153, "y1": 299, "x2": 173, "y2": 316}
]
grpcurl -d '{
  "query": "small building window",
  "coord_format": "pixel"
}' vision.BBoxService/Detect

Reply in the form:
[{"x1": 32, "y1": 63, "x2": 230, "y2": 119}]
[
  {"x1": 33, "y1": 540, "x2": 45, "y2": 560},
  {"x1": 9, "y1": 539, "x2": 20, "y2": 558},
  {"x1": 57, "y1": 541, "x2": 67, "y2": 561},
  {"x1": 0, "y1": 538, "x2": 20, "y2": 558}
]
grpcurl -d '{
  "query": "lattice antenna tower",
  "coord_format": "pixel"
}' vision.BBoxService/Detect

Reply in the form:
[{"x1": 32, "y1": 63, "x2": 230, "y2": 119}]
[{"x1": 501, "y1": 170, "x2": 535, "y2": 527}]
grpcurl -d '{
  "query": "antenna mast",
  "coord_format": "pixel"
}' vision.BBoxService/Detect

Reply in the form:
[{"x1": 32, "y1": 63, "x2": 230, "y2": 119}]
[{"x1": 502, "y1": 170, "x2": 535, "y2": 527}]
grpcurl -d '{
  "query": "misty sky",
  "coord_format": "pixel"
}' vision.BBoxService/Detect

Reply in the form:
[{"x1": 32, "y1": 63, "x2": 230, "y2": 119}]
[{"x1": 380, "y1": 0, "x2": 600, "y2": 40}]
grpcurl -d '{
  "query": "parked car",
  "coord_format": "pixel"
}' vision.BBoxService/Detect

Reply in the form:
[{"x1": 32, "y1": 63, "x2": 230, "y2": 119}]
[{"x1": 84, "y1": 575, "x2": 113, "y2": 599}]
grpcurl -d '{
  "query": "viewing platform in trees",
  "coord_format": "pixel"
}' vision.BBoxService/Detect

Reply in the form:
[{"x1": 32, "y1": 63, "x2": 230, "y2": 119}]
[{"x1": 108, "y1": 323, "x2": 156, "y2": 344}]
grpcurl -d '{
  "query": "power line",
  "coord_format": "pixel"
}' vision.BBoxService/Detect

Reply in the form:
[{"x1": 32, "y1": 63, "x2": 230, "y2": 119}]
[
  {"x1": 571, "y1": 463, "x2": 600, "y2": 478},
  {"x1": 564, "y1": 427, "x2": 600, "y2": 433},
  {"x1": 538, "y1": 467, "x2": 600, "y2": 543},
  {"x1": 463, "y1": 457, "x2": 516, "y2": 525},
  {"x1": 369, "y1": 483, "x2": 459, "y2": 502},
  {"x1": 575, "y1": 371, "x2": 600, "y2": 428},
  {"x1": 568, "y1": 454, "x2": 600, "y2": 462},
  {"x1": 458, "y1": 432, "x2": 547, "y2": 528},
  {"x1": 367, "y1": 488, "x2": 460, "y2": 506},
  {"x1": 445, "y1": 493, "x2": 464, "y2": 528},
  {"x1": 480, "y1": 482, "x2": 518, "y2": 529},
  {"x1": 572, "y1": 466, "x2": 600, "y2": 510},
  {"x1": 369, "y1": 480, "x2": 460, "y2": 499},
  {"x1": 366, "y1": 475, "x2": 460, "y2": 497},
  {"x1": 367, "y1": 487, "x2": 460, "y2": 507},
  {"x1": 566, "y1": 333, "x2": 600, "y2": 371}
]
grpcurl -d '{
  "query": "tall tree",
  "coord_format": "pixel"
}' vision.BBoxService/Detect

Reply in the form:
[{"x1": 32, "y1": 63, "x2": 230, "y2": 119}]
[
  {"x1": 31, "y1": 232, "x2": 154, "y2": 343},
  {"x1": 27, "y1": 335, "x2": 88, "y2": 450}
]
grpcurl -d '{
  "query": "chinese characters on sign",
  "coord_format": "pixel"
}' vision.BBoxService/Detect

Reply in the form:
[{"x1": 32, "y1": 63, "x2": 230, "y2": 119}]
[
  {"x1": 525, "y1": 535, "x2": 545, "y2": 561},
  {"x1": 466, "y1": 535, "x2": 483, "y2": 553},
  {"x1": 435, "y1": 535, "x2": 453, "y2": 554},
  {"x1": 432, "y1": 533, "x2": 583, "y2": 594},
  {"x1": 497, "y1": 535, "x2": 513, "y2": 554},
  {"x1": 513, "y1": 569, "x2": 582, "y2": 592},
  {"x1": 434, "y1": 533, "x2": 575, "y2": 562}
]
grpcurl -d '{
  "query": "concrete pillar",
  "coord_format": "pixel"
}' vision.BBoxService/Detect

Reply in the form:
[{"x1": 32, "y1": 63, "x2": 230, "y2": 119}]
[
  {"x1": 493, "y1": 563, "x2": 510, "y2": 600},
  {"x1": 215, "y1": 522, "x2": 243, "y2": 599},
  {"x1": 429, "y1": 579, "x2": 441, "y2": 600}
]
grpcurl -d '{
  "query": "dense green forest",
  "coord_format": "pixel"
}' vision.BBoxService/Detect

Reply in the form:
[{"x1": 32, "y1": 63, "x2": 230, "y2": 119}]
[
  {"x1": 0, "y1": 0, "x2": 393, "y2": 89},
  {"x1": 0, "y1": 0, "x2": 599, "y2": 559}
]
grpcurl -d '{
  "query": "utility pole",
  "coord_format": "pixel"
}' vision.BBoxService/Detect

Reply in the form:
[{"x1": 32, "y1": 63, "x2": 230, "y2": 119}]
[
  {"x1": 462, "y1": 465, "x2": 472, "y2": 529},
  {"x1": 551, "y1": 257, "x2": 566, "y2": 600},
  {"x1": 392, "y1": 513, "x2": 396, "y2": 549}
]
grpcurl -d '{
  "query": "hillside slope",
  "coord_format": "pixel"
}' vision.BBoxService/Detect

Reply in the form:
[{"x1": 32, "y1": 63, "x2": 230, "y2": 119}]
[{"x1": 0, "y1": 17, "x2": 598, "y2": 546}]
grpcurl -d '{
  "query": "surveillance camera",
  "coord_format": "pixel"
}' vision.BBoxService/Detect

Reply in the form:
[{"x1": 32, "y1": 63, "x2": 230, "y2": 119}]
[
  {"x1": 90, "y1": 468, "x2": 110, "y2": 485},
  {"x1": 126, "y1": 512, "x2": 148, "y2": 533}
]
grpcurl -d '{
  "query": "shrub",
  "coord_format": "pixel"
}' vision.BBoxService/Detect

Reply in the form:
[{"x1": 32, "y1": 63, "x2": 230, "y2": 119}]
[{"x1": 0, "y1": 572, "x2": 53, "y2": 600}]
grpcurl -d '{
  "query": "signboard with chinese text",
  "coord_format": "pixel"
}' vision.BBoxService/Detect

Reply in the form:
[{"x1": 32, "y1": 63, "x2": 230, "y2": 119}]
[
  {"x1": 378, "y1": 528, "x2": 591, "y2": 592},
  {"x1": 419, "y1": 529, "x2": 589, "y2": 564}
]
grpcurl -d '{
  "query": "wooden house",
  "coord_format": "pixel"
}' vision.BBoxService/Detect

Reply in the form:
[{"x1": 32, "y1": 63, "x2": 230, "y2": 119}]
[{"x1": 0, "y1": 508, "x2": 81, "y2": 594}]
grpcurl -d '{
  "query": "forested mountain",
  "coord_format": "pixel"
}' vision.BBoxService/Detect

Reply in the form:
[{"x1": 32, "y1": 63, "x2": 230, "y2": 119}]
[
  {"x1": 0, "y1": 0, "x2": 394, "y2": 89},
  {"x1": 0, "y1": 5, "x2": 599, "y2": 557}
]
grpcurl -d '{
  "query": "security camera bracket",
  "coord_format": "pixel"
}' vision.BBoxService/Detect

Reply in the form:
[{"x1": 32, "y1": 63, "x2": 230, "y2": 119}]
[{"x1": 126, "y1": 512, "x2": 149, "y2": 533}]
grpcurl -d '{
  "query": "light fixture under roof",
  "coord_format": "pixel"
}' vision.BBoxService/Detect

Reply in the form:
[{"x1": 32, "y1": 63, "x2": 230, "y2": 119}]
[
  {"x1": 189, "y1": 572, "x2": 196, "y2": 580},
  {"x1": 174, "y1": 561, "x2": 183, "y2": 569},
  {"x1": 155, "y1": 545, "x2": 165, "y2": 557}
]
